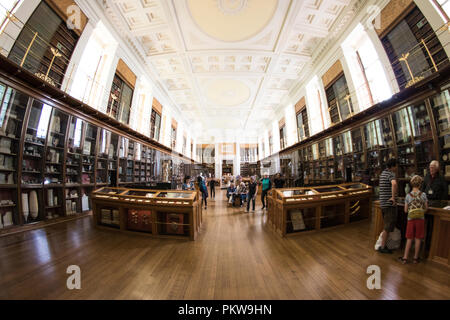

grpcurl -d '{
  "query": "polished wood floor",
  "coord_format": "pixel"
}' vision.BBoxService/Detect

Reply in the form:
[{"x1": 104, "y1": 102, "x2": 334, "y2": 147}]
[{"x1": 0, "y1": 190, "x2": 449, "y2": 300}]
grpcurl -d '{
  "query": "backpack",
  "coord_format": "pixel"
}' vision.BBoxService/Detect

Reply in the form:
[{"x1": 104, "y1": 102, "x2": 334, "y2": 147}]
[{"x1": 408, "y1": 191, "x2": 426, "y2": 220}]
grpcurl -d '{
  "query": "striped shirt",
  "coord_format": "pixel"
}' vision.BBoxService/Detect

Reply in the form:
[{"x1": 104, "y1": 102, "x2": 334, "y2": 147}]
[{"x1": 379, "y1": 169, "x2": 396, "y2": 208}]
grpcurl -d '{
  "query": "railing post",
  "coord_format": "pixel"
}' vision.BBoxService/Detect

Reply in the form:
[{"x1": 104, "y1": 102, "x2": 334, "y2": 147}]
[{"x1": 20, "y1": 31, "x2": 37, "y2": 67}]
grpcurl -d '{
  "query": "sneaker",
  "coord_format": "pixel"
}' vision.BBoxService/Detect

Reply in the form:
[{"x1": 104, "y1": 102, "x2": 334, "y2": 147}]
[{"x1": 378, "y1": 247, "x2": 393, "y2": 254}]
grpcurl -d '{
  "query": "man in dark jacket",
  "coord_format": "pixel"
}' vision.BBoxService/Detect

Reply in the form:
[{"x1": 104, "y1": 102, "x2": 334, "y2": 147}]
[{"x1": 422, "y1": 160, "x2": 448, "y2": 200}]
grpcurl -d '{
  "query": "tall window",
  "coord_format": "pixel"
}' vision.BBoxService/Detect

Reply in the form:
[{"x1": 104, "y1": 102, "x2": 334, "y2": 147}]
[
  {"x1": 182, "y1": 135, "x2": 187, "y2": 155},
  {"x1": 380, "y1": 5, "x2": 449, "y2": 90},
  {"x1": 279, "y1": 125, "x2": 287, "y2": 150},
  {"x1": 106, "y1": 74, "x2": 133, "y2": 124},
  {"x1": 342, "y1": 24, "x2": 393, "y2": 110},
  {"x1": 431, "y1": 0, "x2": 450, "y2": 22},
  {"x1": 296, "y1": 107, "x2": 310, "y2": 142},
  {"x1": 191, "y1": 140, "x2": 193, "y2": 156},
  {"x1": 171, "y1": 125, "x2": 177, "y2": 150},
  {"x1": 150, "y1": 108, "x2": 161, "y2": 141},
  {"x1": 326, "y1": 74, "x2": 354, "y2": 125},
  {"x1": 8, "y1": 1, "x2": 79, "y2": 88},
  {"x1": 268, "y1": 134, "x2": 273, "y2": 155}
]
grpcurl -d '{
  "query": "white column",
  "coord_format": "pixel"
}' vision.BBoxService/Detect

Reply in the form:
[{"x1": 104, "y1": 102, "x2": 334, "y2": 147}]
[
  {"x1": 340, "y1": 54, "x2": 361, "y2": 113},
  {"x1": 61, "y1": 21, "x2": 96, "y2": 92},
  {"x1": 215, "y1": 143, "x2": 221, "y2": 179},
  {"x1": 365, "y1": 26, "x2": 400, "y2": 94},
  {"x1": 99, "y1": 54, "x2": 119, "y2": 114},
  {"x1": 414, "y1": 0, "x2": 450, "y2": 59},
  {"x1": 285, "y1": 103, "x2": 297, "y2": 147},
  {"x1": 235, "y1": 143, "x2": 240, "y2": 176}
]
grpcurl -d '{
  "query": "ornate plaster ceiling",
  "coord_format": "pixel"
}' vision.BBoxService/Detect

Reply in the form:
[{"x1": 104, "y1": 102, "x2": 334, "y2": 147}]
[
  {"x1": 187, "y1": 0, "x2": 278, "y2": 42},
  {"x1": 99, "y1": 0, "x2": 356, "y2": 140}
]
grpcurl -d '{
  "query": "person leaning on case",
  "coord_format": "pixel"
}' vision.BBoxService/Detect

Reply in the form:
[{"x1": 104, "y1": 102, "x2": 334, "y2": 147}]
[
  {"x1": 422, "y1": 160, "x2": 448, "y2": 200},
  {"x1": 378, "y1": 158, "x2": 398, "y2": 254}
]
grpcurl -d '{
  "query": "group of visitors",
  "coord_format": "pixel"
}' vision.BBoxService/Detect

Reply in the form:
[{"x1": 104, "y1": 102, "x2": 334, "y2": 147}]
[
  {"x1": 225, "y1": 173, "x2": 286, "y2": 212},
  {"x1": 378, "y1": 159, "x2": 447, "y2": 264},
  {"x1": 182, "y1": 174, "x2": 219, "y2": 210}
]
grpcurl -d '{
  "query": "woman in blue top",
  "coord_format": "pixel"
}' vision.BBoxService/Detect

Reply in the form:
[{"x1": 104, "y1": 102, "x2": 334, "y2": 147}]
[
  {"x1": 197, "y1": 176, "x2": 208, "y2": 209},
  {"x1": 260, "y1": 174, "x2": 272, "y2": 210}
]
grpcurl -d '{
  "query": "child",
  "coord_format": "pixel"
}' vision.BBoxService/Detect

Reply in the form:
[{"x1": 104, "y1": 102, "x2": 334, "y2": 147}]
[{"x1": 399, "y1": 175, "x2": 428, "y2": 264}]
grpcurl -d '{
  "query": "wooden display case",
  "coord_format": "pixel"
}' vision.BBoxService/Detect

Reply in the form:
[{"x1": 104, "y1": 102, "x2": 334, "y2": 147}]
[
  {"x1": 91, "y1": 187, "x2": 202, "y2": 240},
  {"x1": 373, "y1": 200, "x2": 450, "y2": 267},
  {"x1": 267, "y1": 183, "x2": 372, "y2": 237}
]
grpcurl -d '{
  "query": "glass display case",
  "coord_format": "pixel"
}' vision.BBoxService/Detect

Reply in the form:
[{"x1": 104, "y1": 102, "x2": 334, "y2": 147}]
[
  {"x1": 0, "y1": 86, "x2": 27, "y2": 228},
  {"x1": 45, "y1": 109, "x2": 68, "y2": 186},
  {"x1": 267, "y1": 183, "x2": 372, "y2": 236},
  {"x1": 66, "y1": 117, "x2": 82, "y2": 186},
  {"x1": 44, "y1": 108, "x2": 69, "y2": 219},
  {"x1": 98, "y1": 129, "x2": 119, "y2": 185},
  {"x1": 126, "y1": 139, "x2": 134, "y2": 183},
  {"x1": 430, "y1": 89, "x2": 450, "y2": 180},
  {"x1": 91, "y1": 187, "x2": 201, "y2": 240},
  {"x1": 119, "y1": 136, "x2": 128, "y2": 183},
  {"x1": 364, "y1": 120, "x2": 381, "y2": 185},
  {"x1": 80, "y1": 123, "x2": 97, "y2": 186},
  {"x1": 351, "y1": 128, "x2": 365, "y2": 181},
  {"x1": 333, "y1": 135, "x2": 344, "y2": 181},
  {"x1": 22, "y1": 100, "x2": 51, "y2": 187}
]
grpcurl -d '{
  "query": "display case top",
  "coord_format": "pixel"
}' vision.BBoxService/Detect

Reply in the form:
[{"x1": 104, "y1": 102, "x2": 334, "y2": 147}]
[
  {"x1": 92, "y1": 187, "x2": 198, "y2": 205},
  {"x1": 272, "y1": 183, "x2": 372, "y2": 203}
]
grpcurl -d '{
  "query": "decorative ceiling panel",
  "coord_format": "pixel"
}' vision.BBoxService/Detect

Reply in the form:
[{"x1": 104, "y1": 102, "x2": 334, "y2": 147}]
[{"x1": 99, "y1": 0, "x2": 356, "y2": 136}]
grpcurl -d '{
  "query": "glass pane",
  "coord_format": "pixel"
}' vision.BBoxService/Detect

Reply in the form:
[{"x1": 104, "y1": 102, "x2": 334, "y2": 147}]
[
  {"x1": 23, "y1": 100, "x2": 53, "y2": 185},
  {"x1": 392, "y1": 107, "x2": 413, "y2": 145},
  {"x1": 157, "y1": 192, "x2": 192, "y2": 198},
  {"x1": 119, "y1": 83, "x2": 133, "y2": 124},
  {"x1": 342, "y1": 131, "x2": 353, "y2": 154},
  {"x1": 44, "y1": 109, "x2": 69, "y2": 185},
  {"x1": 379, "y1": 117, "x2": 394, "y2": 148},
  {"x1": 364, "y1": 121, "x2": 378, "y2": 150},
  {"x1": 409, "y1": 103, "x2": 432, "y2": 139},
  {"x1": 0, "y1": 87, "x2": 27, "y2": 185},
  {"x1": 430, "y1": 89, "x2": 450, "y2": 177}
]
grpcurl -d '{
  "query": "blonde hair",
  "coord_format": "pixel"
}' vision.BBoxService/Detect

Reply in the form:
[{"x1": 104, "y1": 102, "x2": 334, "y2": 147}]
[{"x1": 410, "y1": 175, "x2": 423, "y2": 188}]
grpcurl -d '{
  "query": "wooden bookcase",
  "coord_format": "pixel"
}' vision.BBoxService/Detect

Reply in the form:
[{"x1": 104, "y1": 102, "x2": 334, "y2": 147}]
[
  {"x1": 0, "y1": 56, "x2": 201, "y2": 236},
  {"x1": 272, "y1": 65, "x2": 450, "y2": 199}
]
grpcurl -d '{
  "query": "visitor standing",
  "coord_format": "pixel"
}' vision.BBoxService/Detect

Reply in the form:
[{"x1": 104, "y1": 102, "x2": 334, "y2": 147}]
[
  {"x1": 398, "y1": 175, "x2": 428, "y2": 264},
  {"x1": 209, "y1": 179, "x2": 216, "y2": 199},
  {"x1": 422, "y1": 160, "x2": 447, "y2": 200},
  {"x1": 197, "y1": 176, "x2": 208, "y2": 210},
  {"x1": 378, "y1": 159, "x2": 398, "y2": 254},
  {"x1": 260, "y1": 174, "x2": 272, "y2": 210},
  {"x1": 246, "y1": 176, "x2": 258, "y2": 212}
]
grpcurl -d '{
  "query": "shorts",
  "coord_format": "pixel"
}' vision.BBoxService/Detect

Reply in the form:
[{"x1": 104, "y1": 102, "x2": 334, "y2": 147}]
[
  {"x1": 381, "y1": 206, "x2": 397, "y2": 232},
  {"x1": 406, "y1": 219, "x2": 425, "y2": 239}
]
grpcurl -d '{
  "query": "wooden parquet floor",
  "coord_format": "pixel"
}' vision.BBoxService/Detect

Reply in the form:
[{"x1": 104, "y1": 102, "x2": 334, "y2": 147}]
[{"x1": 0, "y1": 191, "x2": 449, "y2": 300}]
